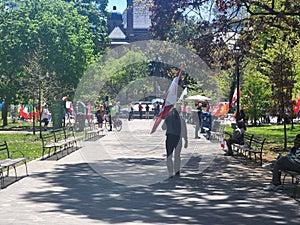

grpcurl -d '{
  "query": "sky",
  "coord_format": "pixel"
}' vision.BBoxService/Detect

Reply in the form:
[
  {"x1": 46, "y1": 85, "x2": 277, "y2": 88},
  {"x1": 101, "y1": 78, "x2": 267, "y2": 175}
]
[{"x1": 107, "y1": 0, "x2": 127, "y2": 13}]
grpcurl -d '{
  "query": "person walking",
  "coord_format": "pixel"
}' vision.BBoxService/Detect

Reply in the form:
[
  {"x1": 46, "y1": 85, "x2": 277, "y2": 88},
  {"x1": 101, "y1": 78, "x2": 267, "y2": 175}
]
[
  {"x1": 162, "y1": 107, "x2": 188, "y2": 178},
  {"x1": 265, "y1": 133, "x2": 300, "y2": 191}
]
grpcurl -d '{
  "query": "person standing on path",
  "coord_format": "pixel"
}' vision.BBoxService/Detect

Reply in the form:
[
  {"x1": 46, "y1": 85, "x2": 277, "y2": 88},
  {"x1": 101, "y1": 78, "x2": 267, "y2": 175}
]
[
  {"x1": 128, "y1": 103, "x2": 133, "y2": 121},
  {"x1": 41, "y1": 104, "x2": 50, "y2": 131},
  {"x1": 162, "y1": 107, "x2": 188, "y2": 178},
  {"x1": 138, "y1": 102, "x2": 143, "y2": 119},
  {"x1": 194, "y1": 102, "x2": 202, "y2": 138},
  {"x1": 95, "y1": 104, "x2": 105, "y2": 129},
  {"x1": 145, "y1": 103, "x2": 150, "y2": 119},
  {"x1": 103, "y1": 96, "x2": 112, "y2": 131},
  {"x1": 154, "y1": 101, "x2": 160, "y2": 118}
]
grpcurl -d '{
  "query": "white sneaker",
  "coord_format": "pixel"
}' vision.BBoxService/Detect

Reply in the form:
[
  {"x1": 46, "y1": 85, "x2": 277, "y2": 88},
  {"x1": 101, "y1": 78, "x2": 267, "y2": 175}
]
[{"x1": 264, "y1": 183, "x2": 280, "y2": 191}]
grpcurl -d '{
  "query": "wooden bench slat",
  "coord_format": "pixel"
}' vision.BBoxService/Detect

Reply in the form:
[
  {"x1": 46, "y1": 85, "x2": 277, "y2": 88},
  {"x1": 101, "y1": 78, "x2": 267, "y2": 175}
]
[
  {"x1": 226, "y1": 132, "x2": 265, "y2": 165},
  {"x1": 0, "y1": 140, "x2": 28, "y2": 188},
  {"x1": 41, "y1": 127, "x2": 83, "y2": 159},
  {"x1": 85, "y1": 123, "x2": 104, "y2": 139}
]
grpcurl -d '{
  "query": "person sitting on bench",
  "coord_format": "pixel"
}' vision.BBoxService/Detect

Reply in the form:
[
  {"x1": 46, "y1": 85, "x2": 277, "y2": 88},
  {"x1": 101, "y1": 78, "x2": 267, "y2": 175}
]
[
  {"x1": 265, "y1": 133, "x2": 300, "y2": 191},
  {"x1": 224, "y1": 121, "x2": 246, "y2": 156}
]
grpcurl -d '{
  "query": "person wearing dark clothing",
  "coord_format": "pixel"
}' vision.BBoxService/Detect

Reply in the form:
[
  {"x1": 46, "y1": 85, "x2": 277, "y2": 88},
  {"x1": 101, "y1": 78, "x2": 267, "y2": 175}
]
[
  {"x1": 138, "y1": 103, "x2": 143, "y2": 119},
  {"x1": 145, "y1": 103, "x2": 150, "y2": 119},
  {"x1": 95, "y1": 104, "x2": 105, "y2": 128},
  {"x1": 128, "y1": 104, "x2": 134, "y2": 121},
  {"x1": 162, "y1": 107, "x2": 188, "y2": 178},
  {"x1": 224, "y1": 121, "x2": 246, "y2": 156},
  {"x1": 236, "y1": 108, "x2": 246, "y2": 123},
  {"x1": 104, "y1": 102, "x2": 112, "y2": 131},
  {"x1": 265, "y1": 134, "x2": 300, "y2": 191},
  {"x1": 154, "y1": 101, "x2": 160, "y2": 117},
  {"x1": 194, "y1": 102, "x2": 202, "y2": 138}
]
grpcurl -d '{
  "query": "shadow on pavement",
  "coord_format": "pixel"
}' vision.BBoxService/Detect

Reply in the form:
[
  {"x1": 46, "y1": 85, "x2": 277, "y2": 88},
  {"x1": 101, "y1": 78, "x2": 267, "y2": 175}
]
[{"x1": 21, "y1": 156, "x2": 300, "y2": 225}]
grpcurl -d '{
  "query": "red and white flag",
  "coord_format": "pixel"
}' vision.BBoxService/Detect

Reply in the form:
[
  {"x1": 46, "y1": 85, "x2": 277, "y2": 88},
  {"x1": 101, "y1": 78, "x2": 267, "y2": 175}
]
[
  {"x1": 150, "y1": 67, "x2": 183, "y2": 134},
  {"x1": 231, "y1": 88, "x2": 241, "y2": 107}
]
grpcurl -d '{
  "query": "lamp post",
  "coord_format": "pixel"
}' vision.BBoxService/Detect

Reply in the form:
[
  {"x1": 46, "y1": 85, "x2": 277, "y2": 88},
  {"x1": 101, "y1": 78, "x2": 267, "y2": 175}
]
[{"x1": 233, "y1": 41, "x2": 241, "y2": 123}]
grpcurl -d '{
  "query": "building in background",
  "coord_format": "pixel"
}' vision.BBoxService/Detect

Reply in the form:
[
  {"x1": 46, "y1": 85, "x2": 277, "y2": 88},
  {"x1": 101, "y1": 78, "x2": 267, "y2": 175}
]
[{"x1": 107, "y1": 0, "x2": 152, "y2": 48}]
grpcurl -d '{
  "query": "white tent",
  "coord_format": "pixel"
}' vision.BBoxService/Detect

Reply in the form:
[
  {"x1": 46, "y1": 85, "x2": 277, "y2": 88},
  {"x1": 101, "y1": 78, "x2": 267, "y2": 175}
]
[{"x1": 185, "y1": 95, "x2": 211, "y2": 102}]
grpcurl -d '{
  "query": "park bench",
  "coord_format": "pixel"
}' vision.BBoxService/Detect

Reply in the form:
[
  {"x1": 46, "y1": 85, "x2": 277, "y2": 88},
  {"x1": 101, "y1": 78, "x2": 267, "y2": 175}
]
[
  {"x1": 64, "y1": 127, "x2": 84, "y2": 148},
  {"x1": 85, "y1": 123, "x2": 104, "y2": 140},
  {"x1": 262, "y1": 164, "x2": 300, "y2": 198},
  {"x1": 41, "y1": 127, "x2": 83, "y2": 159},
  {"x1": 282, "y1": 170, "x2": 300, "y2": 198},
  {"x1": 208, "y1": 120, "x2": 225, "y2": 141},
  {"x1": 226, "y1": 131, "x2": 266, "y2": 165},
  {"x1": 0, "y1": 140, "x2": 28, "y2": 188},
  {"x1": 243, "y1": 135, "x2": 266, "y2": 166},
  {"x1": 232, "y1": 133, "x2": 254, "y2": 156}
]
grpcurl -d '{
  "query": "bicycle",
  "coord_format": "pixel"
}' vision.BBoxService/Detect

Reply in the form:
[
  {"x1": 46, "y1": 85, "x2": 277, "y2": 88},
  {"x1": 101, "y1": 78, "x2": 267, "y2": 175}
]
[{"x1": 104, "y1": 114, "x2": 122, "y2": 131}]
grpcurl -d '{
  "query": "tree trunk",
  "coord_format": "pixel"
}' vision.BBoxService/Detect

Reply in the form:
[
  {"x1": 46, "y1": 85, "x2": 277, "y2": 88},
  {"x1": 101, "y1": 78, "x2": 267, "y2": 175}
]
[
  {"x1": 32, "y1": 114, "x2": 36, "y2": 135},
  {"x1": 283, "y1": 121, "x2": 287, "y2": 150},
  {"x1": 38, "y1": 86, "x2": 42, "y2": 139},
  {"x1": 2, "y1": 102, "x2": 8, "y2": 127}
]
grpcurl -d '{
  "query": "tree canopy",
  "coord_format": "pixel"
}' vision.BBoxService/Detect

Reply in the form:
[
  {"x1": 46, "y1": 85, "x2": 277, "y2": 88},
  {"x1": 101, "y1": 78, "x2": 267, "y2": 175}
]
[
  {"x1": 0, "y1": 0, "x2": 109, "y2": 98},
  {"x1": 0, "y1": 0, "x2": 109, "y2": 125}
]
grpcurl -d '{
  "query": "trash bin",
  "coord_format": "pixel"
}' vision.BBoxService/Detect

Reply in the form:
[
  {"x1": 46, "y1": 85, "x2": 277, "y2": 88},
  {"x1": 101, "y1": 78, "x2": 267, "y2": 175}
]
[
  {"x1": 76, "y1": 112, "x2": 85, "y2": 132},
  {"x1": 51, "y1": 99, "x2": 64, "y2": 129}
]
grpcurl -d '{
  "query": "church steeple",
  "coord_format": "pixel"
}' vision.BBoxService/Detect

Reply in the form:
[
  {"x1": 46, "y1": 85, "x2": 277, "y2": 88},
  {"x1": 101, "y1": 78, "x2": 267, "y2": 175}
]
[{"x1": 107, "y1": 6, "x2": 123, "y2": 34}]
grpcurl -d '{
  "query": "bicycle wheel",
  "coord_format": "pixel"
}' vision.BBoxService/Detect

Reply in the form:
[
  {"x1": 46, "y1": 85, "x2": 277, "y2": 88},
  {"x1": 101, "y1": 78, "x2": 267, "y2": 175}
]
[
  {"x1": 115, "y1": 119, "x2": 122, "y2": 131},
  {"x1": 104, "y1": 119, "x2": 110, "y2": 131}
]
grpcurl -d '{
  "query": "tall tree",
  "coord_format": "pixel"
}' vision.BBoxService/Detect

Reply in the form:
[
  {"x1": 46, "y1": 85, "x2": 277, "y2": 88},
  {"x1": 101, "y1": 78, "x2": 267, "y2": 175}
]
[
  {"x1": 62, "y1": 0, "x2": 110, "y2": 56},
  {"x1": 265, "y1": 40, "x2": 297, "y2": 148},
  {"x1": 0, "y1": 0, "x2": 108, "y2": 126},
  {"x1": 242, "y1": 60, "x2": 272, "y2": 125}
]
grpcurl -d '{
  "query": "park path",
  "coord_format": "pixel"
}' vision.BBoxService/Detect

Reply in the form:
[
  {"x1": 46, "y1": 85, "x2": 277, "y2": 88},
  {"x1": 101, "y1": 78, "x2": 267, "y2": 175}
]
[{"x1": 0, "y1": 119, "x2": 299, "y2": 225}]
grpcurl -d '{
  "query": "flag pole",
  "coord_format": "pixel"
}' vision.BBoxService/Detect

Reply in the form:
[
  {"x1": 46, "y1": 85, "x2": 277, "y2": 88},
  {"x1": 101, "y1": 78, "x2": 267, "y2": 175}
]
[{"x1": 150, "y1": 66, "x2": 183, "y2": 134}]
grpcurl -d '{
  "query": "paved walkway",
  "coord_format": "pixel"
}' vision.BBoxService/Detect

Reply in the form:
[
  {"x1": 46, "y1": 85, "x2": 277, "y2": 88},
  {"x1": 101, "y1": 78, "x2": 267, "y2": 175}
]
[{"x1": 1, "y1": 119, "x2": 299, "y2": 225}]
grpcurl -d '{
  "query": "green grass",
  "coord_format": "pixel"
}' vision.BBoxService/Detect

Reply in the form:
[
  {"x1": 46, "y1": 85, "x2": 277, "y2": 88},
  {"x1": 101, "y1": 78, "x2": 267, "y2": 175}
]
[
  {"x1": 0, "y1": 118, "x2": 36, "y2": 130},
  {"x1": 1, "y1": 118, "x2": 300, "y2": 162},
  {"x1": 0, "y1": 132, "x2": 42, "y2": 161},
  {"x1": 225, "y1": 123, "x2": 300, "y2": 154}
]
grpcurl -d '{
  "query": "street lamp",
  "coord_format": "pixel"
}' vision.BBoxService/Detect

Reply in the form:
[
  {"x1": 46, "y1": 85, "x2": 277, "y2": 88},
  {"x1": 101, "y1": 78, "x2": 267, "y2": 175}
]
[{"x1": 233, "y1": 40, "x2": 241, "y2": 123}]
